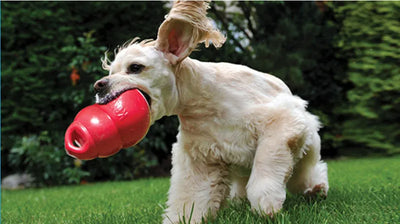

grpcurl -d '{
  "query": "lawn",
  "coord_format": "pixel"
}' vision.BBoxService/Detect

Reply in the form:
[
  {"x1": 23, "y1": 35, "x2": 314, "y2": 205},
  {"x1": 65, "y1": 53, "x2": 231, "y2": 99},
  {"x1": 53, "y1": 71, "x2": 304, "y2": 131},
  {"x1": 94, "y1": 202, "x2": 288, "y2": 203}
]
[{"x1": 2, "y1": 156, "x2": 399, "y2": 224}]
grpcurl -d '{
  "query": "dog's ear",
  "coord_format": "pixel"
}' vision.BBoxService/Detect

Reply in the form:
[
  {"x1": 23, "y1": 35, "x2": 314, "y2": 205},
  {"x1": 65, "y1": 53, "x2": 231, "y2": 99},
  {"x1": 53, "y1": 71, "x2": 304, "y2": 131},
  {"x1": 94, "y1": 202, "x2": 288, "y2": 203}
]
[{"x1": 155, "y1": 0, "x2": 226, "y2": 65}]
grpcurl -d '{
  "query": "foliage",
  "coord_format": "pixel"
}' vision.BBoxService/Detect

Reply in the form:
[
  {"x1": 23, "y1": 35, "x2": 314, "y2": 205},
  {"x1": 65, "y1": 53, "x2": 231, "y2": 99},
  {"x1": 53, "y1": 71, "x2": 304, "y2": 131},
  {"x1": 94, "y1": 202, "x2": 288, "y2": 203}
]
[
  {"x1": 2, "y1": 157, "x2": 400, "y2": 223},
  {"x1": 1, "y1": 2, "x2": 172, "y2": 185},
  {"x1": 332, "y1": 2, "x2": 400, "y2": 154},
  {"x1": 8, "y1": 131, "x2": 89, "y2": 185}
]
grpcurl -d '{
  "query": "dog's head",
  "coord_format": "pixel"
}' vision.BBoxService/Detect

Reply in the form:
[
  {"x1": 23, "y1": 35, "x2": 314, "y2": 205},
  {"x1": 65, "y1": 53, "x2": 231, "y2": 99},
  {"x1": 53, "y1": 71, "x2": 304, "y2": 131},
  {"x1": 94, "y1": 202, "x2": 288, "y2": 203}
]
[{"x1": 95, "y1": 0, "x2": 225, "y2": 123}]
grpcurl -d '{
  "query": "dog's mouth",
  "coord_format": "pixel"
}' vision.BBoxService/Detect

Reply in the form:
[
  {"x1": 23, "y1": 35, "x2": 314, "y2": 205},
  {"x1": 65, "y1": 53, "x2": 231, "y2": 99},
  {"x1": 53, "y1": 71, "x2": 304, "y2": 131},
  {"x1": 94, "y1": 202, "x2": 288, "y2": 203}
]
[{"x1": 97, "y1": 88, "x2": 151, "y2": 107}]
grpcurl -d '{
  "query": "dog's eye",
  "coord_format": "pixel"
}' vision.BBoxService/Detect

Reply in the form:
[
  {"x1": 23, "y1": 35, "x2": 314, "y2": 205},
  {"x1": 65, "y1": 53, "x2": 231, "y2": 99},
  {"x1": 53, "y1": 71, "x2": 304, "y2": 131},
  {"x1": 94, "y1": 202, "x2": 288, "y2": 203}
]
[{"x1": 127, "y1": 64, "x2": 145, "y2": 74}]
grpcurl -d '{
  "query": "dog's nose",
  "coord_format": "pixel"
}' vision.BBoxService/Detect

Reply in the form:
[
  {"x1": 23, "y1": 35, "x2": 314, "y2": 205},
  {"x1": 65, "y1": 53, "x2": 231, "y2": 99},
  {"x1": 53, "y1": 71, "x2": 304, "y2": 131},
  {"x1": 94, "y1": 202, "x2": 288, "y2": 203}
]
[{"x1": 94, "y1": 78, "x2": 109, "y2": 93}]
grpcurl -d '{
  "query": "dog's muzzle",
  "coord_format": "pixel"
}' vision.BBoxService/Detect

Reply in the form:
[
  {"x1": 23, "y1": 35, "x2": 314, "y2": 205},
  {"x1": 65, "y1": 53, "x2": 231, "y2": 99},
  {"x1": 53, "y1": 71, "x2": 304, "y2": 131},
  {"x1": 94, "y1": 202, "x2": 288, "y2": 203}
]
[{"x1": 94, "y1": 79, "x2": 151, "y2": 106}]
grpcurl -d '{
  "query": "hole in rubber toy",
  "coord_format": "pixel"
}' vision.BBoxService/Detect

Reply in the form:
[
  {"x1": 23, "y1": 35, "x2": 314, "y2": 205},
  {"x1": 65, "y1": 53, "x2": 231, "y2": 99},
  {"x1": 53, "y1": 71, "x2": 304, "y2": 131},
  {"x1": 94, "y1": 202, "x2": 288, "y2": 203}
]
[
  {"x1": 70, "y1": 128, "x2": 86, "y2": 151},
  {"x1": 73, "y1": 140, "x2": 81, "y2": 148}
]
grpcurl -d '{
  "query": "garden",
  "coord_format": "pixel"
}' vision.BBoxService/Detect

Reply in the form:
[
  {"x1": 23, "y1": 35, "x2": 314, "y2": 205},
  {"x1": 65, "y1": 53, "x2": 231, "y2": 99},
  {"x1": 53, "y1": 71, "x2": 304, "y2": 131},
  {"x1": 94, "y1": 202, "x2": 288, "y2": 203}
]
[{"x1": 2, "y1": 1, "x2": 399, "y2": 223}]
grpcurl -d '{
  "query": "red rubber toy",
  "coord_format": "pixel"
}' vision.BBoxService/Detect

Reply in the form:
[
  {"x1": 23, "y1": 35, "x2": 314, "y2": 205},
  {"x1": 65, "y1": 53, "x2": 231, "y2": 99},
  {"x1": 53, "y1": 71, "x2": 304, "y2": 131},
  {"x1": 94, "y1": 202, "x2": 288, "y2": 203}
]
[{"x1": 64, "y1": 89, "x2": 151, "y2": 160}]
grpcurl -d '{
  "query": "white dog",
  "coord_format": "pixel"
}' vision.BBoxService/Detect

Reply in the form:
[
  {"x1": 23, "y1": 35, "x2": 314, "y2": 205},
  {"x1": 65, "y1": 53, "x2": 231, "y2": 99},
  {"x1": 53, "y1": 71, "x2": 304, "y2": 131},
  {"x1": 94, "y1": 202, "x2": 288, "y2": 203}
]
[{"x1": 95, "y1": 1, "x2": 328, "y2": 223}]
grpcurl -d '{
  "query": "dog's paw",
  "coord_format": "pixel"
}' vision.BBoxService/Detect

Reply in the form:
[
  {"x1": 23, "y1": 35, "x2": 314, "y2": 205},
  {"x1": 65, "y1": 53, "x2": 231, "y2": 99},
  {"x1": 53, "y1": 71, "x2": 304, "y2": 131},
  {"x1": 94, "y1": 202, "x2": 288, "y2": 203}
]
[
  {"x1": 251, "y1": 200, "x2": 284, "y2": 218},
  {"x1": 248, "y1": 190, "x2": 286, "y2": 218},
  {"x1": 304, "y1": 183, "x2": 328, "y2": 199}
]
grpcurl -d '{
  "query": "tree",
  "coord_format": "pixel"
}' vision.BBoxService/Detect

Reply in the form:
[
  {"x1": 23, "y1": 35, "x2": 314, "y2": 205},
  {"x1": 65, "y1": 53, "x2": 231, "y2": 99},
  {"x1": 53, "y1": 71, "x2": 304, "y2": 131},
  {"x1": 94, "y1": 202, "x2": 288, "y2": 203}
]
[{"x1": 333, "y1": 1, "x2": 400, "y2": 155}]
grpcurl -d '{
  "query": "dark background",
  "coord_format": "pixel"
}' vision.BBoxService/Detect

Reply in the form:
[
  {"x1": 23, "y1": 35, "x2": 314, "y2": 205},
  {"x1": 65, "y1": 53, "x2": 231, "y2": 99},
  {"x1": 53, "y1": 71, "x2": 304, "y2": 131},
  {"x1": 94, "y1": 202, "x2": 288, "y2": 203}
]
[{"x1": 2, "y1": 1, "x2": 399, "y2": 186}]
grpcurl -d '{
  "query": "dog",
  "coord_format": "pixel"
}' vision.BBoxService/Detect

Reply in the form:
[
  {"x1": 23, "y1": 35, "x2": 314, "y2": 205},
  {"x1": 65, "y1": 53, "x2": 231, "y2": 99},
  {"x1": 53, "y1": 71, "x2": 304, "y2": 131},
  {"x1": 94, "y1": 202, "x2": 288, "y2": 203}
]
[{"x1": 94, "y1": 1, "x2": 329, "y2": 223}]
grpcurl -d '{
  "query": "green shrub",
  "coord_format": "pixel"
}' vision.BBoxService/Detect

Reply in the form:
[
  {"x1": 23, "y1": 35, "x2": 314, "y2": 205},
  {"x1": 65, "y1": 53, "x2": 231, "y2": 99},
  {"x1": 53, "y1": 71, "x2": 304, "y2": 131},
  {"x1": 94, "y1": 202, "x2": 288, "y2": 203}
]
[
  {"x1": 8, "y1": 131, "x2": 89, "y2": 186},
  {"x1": 1, "y1": 2, "x2": 172, "y2": 185},
  {"x1": 332, "y1": 1, "x2": 400, "y2": 155}
]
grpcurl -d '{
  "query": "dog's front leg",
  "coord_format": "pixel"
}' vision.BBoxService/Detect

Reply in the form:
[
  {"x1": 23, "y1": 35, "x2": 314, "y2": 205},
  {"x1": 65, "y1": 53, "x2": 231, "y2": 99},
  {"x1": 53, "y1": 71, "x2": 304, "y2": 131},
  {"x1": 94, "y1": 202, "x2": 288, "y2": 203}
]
[
  {"x1": 246, "y1": 137, "x2": 294, "y2": 217},
  {"x1": 163, "y1": 142, "x2": 229, "y2": 224}
]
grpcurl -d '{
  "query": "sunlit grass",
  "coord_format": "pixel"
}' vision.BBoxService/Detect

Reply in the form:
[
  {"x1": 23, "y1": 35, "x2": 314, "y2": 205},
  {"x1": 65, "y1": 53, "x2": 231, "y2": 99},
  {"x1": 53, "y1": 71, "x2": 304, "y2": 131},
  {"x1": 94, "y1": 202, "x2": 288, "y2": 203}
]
[{"x1": 2, "y1": 156, "x2": 399, "y2": 223}]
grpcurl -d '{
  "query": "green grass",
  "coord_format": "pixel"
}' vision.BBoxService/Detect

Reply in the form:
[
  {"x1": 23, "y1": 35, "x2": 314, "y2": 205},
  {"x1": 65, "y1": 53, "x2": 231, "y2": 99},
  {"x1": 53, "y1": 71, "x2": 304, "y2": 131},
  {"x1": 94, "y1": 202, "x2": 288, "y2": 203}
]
[{"x1": 2, "y1": 156, "x2": 399, "y2": 224}]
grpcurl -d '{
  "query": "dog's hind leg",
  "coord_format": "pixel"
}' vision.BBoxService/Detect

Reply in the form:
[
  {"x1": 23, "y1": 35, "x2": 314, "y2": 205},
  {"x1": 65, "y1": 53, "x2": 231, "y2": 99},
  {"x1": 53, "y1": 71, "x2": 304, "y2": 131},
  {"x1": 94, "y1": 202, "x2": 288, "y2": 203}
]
[
  {"x1": 287, "y1": 125, "x2": 329, "y2": 198},
  {"x1": 246, "y1": 98, "x2": 314, "y2": 216},
  {"x1": 163, "y1": 142, "x2": 230, "y2": 224},
  {"x1": 246, "y1": 134, "x2": 294, "y2": 217}
]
